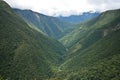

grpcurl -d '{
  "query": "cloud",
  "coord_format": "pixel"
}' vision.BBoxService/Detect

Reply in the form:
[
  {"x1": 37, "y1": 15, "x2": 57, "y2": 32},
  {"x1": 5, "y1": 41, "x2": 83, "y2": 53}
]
[
  {"x1": 88, "y1": 0, "x2": 120, "y2": 12},
  {"x1": 3, "y1": 0, "x2": 120, "y2": 16}
]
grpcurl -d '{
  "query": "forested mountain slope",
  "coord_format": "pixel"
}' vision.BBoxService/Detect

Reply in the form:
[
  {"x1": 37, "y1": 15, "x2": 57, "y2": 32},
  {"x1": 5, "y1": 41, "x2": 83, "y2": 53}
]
[
  {"x1": 60, "y1": 9, "x2": 120, "y2": 51},
  {"x1": 1, "y1": 0, "x2": 120, "y2": 80},
  {"x1": 53, "y1": 9, "x2": 120, "y2": 80},
  {"x1": 0, "y1": 0, "x2": 66, "y2": 80},
  {"x1": 13, "y1": 9, "x2": 74, "y2": 39}
]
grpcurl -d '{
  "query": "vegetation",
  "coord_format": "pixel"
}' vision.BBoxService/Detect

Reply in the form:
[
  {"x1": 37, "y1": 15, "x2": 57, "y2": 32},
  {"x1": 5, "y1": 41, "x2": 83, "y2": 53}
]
[
  {"x1": 13, "y1": 9, "x2": 74, "y2": 39},
  {"x1": 60, "y1": 9, "x2": 120, "y2": 51},
  {"x1": 55, "y1": 9, "x2": 120, "y2": 80},
  {"x1": 0, "y1": 0, "x2": 120, "y2": 80},
  {"x1": 54, "y1": 30, "x2": 120, "y2": 80},
  {"x1": 0, "y1": 0, "x2": 66, "y2": 80}
]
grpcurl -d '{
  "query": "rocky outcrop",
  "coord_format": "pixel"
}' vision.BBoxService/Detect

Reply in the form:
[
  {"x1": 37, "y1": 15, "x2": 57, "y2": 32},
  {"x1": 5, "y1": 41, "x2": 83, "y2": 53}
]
[
  {"x1": 103, "y1": 23, "x2": 120, "y2": 37},
  {"x1": 112, "y1": 23, "x2": 120, "y2": 31}
]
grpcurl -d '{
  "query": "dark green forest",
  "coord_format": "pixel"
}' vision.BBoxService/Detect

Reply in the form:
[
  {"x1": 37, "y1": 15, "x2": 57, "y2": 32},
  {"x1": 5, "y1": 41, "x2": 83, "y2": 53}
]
[{"x1": 0, "y1": 0, "x2": 120, "y2": 80}]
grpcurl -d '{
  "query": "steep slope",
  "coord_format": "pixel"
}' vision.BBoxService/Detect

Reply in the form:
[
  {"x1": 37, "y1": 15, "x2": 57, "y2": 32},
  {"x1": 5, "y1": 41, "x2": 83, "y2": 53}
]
[
  {"x1": 0, "y1": 0, "x2": 66, "y2": 80},
  {"x1": 58, "y1": 12, "x2": 99, "y2": 24},
  {"x1": 57, "y1": 26, "x2": 120, "y2": 80},
  {"x1": 60, "y1": 9, "x2": 120, "y2": 51},
  {"x1": 54, "y1": 9, "x2": 120, "y2": 80},
  {"x1": 13, "y1": 9, "x2": 74, "y2": 39}
]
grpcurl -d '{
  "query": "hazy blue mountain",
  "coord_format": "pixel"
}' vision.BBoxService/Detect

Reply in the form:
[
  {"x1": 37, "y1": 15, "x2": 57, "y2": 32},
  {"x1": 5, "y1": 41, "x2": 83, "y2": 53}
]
[{"x1": 58, "y1": 12, "x2": 99, "y2": 24}]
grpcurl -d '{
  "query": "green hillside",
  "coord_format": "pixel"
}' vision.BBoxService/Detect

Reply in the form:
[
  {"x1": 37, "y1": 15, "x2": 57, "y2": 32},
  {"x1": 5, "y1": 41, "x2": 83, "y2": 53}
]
[
  {"x1": 0, "y1": 0, "x2": 66, "y2": 80},
  {"x1": 56, "y1": 27, "x2": 120, "y2": 80},
  {"x1": 55, "y1": 29, "x2": 120, "y2": 80},
  {"x1": 1, "y1": 0, "x2": 120, "y2": 80},
  {"x1": 13, "y1": 9, "x2": 74, "y2": 39},
  {"x1": 53, "y1": 9, "x2": 120, "y2": 80},
  {"x1": 60, "y1": 9, "x2": 120, "y2": 52}
]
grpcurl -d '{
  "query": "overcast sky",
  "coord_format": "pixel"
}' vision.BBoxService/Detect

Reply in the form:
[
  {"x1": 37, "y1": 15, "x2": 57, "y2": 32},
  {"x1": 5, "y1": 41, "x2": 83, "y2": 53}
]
[{"x1": 4, "y1": 0, "x2": 120, "y2": 16}]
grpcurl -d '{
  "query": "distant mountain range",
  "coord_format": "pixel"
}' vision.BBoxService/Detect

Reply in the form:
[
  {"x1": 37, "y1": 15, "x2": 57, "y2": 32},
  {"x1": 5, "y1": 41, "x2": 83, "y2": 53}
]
[
  {"x1": 58, "y1": 12, "x2": 99, "y2": 23},
  {"x1": 0, "y1": 0, "x2": 120, "y2": 80},
  {"x1": 13, "y1": 9, "x2": 99, "y2": 39}
]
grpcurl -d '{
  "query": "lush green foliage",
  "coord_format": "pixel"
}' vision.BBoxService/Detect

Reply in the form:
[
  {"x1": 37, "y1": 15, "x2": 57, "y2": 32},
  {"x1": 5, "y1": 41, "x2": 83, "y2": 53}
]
[
  {"x1": 13, "y1": 9, "x2": 74, "y2": 39},
  {"x1": 55, "y1": 30, "x2": 120, "y2": 80},
  {"x1": 0, "y1": 1, "x2": 66, "y2": 80},
  {"x1": 1, "y1": 0, "x2": 120, "y2": 80},
  {"x1": 54, "y1": 9, "x2": 120, "y2": 80},
  {"x1": 60, "y1": 9, "x2": 120, "y2": 51}
]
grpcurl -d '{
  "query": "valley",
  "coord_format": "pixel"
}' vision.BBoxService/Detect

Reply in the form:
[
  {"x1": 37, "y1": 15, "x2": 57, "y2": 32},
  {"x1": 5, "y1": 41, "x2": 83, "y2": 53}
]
[
  {"x1": 0, "y1": 0, "x2": 120, "y2": 80},
  {"x1": 13, "y1": 9, "x2": 74, "y2": 39}
]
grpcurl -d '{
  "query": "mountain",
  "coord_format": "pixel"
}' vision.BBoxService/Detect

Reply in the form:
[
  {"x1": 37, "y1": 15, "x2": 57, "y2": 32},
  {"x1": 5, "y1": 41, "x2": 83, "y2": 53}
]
[
  {"x1": 60, "y1": 9, "x2": 120, "y2": 50},
  {"x1": 0, "y1": 0, "x2": 66, "y2": 80},
  {"x1": 13, "y1": 9, "x2": 74, "y2": 39},
  {"x1": 55, "y1": 9, "x2": 120, "y2": 80},
  {"x1": 1, "y1": 0, "x2": 120, "y2": 80},
  {"x1": 58, "y1": 12, "x2": 99, "y2": 24}
]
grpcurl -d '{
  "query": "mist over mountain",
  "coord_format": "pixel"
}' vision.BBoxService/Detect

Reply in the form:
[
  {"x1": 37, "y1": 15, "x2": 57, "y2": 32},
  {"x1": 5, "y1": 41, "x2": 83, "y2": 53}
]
[
  {"x1": 0, "y1": 0, "x2": 120, "y2": 80},
  {"x1": 4, "y1": 0, "x2": 120, "y2": 16}
]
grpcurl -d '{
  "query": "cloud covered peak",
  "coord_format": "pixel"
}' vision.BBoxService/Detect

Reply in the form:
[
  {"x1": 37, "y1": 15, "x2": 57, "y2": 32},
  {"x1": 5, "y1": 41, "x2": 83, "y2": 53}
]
[{"x1": 4, "y1": 0, "x2": 120, "y2": 16}]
